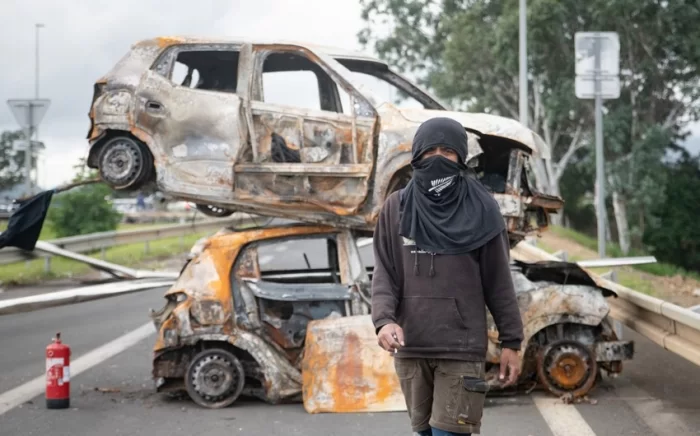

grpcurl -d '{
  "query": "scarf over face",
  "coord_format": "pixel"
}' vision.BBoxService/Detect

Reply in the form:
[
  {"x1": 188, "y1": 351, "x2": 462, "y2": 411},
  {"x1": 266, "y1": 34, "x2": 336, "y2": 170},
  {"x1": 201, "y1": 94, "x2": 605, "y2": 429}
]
[{"x1": 398, "y1": 117, "x2": 506, "y2": 255}]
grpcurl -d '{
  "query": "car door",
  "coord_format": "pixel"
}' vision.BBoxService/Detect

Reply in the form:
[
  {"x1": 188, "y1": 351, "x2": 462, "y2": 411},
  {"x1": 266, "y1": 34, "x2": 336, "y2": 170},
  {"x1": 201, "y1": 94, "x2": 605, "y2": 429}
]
[
  {"x1": 233, "y1": 44, "x2": 378, "y2": 218},
  {"x1": 133, "y1": 43, "x2": 248, "y2": 200}
]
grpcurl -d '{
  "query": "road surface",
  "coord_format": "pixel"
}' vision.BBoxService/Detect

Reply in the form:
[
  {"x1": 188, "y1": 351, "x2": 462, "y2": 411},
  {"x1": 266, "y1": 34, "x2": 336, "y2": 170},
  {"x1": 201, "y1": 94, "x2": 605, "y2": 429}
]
[{"x1": 0, "y1": 240, "x2": 698, "y2": 435}]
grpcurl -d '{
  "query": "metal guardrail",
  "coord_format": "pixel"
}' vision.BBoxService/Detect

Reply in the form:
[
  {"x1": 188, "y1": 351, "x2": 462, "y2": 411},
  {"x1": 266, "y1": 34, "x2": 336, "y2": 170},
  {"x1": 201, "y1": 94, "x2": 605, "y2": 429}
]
[
  {"x1": 0, "y1": 214, "x2": 255, "y2": 268},
  {"x1": 513, "y1": 241, "x2": 700, "y2": 367}
]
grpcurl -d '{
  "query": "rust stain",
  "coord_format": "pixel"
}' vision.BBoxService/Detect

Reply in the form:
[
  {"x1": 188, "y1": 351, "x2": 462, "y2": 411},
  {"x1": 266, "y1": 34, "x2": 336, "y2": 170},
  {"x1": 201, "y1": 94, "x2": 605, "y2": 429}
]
[
  {"x1": 331, "y1": 332, "x2": 369, "y2": 412},
  {"x1": 155, "y1": 36, "x2": 186, "y2": 48}
]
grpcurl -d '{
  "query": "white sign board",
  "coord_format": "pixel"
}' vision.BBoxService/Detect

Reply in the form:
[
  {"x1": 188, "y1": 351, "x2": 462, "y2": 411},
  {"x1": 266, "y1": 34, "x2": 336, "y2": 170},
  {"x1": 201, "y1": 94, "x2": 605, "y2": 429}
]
[
  {"x1": 575, "y1": 76, "x2": 621, "y2": 99},
  {"x1": 575, "y1": 32, "x2": 620, "y2": 76},
  {"x1": 12, "y1": 139, "x2": 45, "y2": 152},
  {"x1": 7, "y1": 99, "x2": 51, "y2": 131}
]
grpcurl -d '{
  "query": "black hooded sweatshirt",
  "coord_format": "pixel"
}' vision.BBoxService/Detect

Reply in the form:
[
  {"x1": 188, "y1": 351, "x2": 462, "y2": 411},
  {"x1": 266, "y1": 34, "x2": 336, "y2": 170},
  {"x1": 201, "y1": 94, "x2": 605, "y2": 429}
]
[{"x1": 371, "y1": 117, "x2": 524, "y2": 361}]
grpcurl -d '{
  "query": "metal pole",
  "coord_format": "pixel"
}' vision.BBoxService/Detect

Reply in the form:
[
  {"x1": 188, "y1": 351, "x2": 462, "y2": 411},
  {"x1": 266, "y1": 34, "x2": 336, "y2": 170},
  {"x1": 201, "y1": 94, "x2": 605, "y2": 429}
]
[
  {"x1": 594, "y1": 36, "x2": 605, "y2": 258},
  {"x1": 35, "y1": 24, "x2": 44, "y2": 99},
  {"x1": 24, "y1": 114, "x2": 32, "y2": 195},
  {"x1": 33, "y1": 23, "x2": 44, "y2": 192},
  {"x1": 519, "y1": 0, "x2": 528, "y2": 127}
]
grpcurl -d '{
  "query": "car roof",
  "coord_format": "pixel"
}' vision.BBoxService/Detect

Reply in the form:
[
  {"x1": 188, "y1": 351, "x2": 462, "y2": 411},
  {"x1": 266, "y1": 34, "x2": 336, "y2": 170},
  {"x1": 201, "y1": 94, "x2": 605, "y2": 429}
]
[{"x1": 134, "y1": 36, "x2": 384, "y2": 64}]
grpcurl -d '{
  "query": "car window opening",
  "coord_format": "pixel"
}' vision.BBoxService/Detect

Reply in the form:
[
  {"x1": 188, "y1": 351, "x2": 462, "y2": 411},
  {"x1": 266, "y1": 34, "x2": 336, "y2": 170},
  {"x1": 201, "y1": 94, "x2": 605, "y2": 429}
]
[{"x1": 171, "y1": 50, "x2": 239, "y2": 93}]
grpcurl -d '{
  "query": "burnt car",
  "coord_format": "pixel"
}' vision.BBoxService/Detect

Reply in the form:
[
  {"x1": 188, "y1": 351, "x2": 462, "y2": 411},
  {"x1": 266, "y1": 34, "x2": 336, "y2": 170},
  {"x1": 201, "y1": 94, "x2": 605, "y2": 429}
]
[
  {"x1": 87, "y1": 36, "x2": 562, "y2": 245},
  {"x1": 149, "y1": 222, "x2": 634, "y2": 410}
]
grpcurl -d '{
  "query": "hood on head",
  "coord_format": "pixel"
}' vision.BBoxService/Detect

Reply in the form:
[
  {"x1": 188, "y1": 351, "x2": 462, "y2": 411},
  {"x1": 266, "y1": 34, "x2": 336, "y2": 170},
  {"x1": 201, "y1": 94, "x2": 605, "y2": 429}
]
[{"x1": 411, "y1": 117, "x2": 469, "y2": 165}]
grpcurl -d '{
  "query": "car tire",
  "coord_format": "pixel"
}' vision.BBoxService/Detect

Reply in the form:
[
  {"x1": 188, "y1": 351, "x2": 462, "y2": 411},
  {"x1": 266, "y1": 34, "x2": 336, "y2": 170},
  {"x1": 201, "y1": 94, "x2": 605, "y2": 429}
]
[
  {"x1": 97, "y1": 136, "x2": 153, "y2": 190},
  {"x1": 185, "y1": 348, "x2": 245, "y2": 409},
  {"x1": 536, "y1": 339, "x2": 598, "y2": 399}
]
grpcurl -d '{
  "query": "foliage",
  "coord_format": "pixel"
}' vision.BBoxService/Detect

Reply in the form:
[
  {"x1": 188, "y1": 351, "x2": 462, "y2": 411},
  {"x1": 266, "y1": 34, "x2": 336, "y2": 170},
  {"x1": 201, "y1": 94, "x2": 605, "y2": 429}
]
[
  {"x1": 46, "y1": 160, "x2": 122, "y2": 238},
  {"x1": 551, "y1": 225, "x2": 700, "y2": 278},
  {"x1": 643, "y1": 153, "x2": 700, "y2": 273},
  {"x1": 358, "y1": 0, "x2": 700, "y2": 257},
  {"x1": 0, "y1": 130, "x2": 28, "y2": 191}
]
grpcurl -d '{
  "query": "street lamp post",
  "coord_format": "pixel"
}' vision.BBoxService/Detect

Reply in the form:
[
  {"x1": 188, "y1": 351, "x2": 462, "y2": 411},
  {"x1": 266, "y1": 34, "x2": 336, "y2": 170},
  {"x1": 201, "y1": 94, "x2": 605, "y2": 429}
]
[{"x1": 519, "y1": 0, "x2": 527, "y2": 127}]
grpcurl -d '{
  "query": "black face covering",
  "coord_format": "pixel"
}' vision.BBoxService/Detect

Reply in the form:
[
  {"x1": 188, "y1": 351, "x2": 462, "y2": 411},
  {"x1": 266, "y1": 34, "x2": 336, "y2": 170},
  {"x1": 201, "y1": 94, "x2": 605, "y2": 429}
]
[{"x1": 398, "y1": 117, "x2": 506, "y2": 255}]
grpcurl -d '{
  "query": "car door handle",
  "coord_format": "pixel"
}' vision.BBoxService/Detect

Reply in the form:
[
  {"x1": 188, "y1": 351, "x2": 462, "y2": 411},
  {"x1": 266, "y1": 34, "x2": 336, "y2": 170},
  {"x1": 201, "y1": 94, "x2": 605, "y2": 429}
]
[{"x1": 146, "y1": 101, "x2": 163, "y2": 112}]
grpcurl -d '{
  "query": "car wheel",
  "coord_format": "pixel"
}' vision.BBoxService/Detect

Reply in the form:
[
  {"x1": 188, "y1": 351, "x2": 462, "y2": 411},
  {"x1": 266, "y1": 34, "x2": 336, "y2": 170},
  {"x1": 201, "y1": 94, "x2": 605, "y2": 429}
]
[
  {"x1": 185, "y1": 348, "x2": 245, "y2": 409},
  {"x1": 98, "y1": 136, "x2": 153, "y2": 190},
  {"x1": 536, "y1": 339, "x2": 598, "y2": 399},
  {"x1": 195, "y1": 203, "x2": 235, "y2": 217}
]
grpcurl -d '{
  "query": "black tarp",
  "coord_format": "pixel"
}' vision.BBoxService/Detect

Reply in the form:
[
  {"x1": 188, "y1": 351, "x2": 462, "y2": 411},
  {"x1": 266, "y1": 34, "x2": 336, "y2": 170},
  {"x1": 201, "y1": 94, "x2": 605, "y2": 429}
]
[{"x1": 0, "y1": 189, "x2": 54, "y2": 251}]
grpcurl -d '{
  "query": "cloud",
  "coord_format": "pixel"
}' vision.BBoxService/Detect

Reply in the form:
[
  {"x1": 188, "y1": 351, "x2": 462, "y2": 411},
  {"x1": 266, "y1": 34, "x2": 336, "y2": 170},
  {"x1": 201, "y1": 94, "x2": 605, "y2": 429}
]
[{"x1": 0, "y1": 0, "x2": 366, "y2": 188}]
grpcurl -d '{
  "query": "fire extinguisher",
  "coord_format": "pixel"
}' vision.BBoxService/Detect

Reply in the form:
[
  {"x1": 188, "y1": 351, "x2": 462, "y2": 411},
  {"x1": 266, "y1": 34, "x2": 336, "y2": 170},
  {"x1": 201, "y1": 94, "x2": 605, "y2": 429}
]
[{"x1": 45, "y1": 332, "x2": 71, "y2": 409}]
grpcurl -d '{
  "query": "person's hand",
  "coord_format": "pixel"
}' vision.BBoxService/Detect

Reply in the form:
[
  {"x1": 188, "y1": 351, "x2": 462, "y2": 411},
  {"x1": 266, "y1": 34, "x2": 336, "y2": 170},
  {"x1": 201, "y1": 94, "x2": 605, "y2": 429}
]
[
  {"x1": 499, "y1": 348, "x2": 521, "y2": 386},
  {"x1": 377, "y1": 323, "x2": 404, "y2": 353}
]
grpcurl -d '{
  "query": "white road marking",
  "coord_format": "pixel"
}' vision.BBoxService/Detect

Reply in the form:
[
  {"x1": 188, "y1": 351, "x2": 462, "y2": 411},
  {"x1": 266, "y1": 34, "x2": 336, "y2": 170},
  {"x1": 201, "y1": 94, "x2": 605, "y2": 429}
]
[
  {"x1": 532, "y1": 393, "x2": 597, "y2": 436},
  {"x1": 0, "y1": 322, "x2": 155, "y2": 416},
  {"x1": 259, "y1": 255, "x2": 274, "y2": 266}
]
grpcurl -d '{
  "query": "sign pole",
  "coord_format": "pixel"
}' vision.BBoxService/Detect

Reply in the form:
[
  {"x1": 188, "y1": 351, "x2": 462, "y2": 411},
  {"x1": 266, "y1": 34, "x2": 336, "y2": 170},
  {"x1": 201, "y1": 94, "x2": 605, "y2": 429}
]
[
  {"x1": 594, "y1": 37, "x2": 605, "y2": 258},
  {"x1": 575, "y1": 31, "x2": 619, "y2": 259},
  {"x1": 24, "y1": 106, "x2": 33, "y2": 195}
]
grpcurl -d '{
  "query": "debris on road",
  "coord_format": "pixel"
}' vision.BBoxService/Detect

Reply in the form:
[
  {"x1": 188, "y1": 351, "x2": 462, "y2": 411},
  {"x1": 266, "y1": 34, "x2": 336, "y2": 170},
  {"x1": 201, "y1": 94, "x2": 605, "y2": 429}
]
[{"x1": 94, "y1": 387, "x2": 121, "y2": 393}]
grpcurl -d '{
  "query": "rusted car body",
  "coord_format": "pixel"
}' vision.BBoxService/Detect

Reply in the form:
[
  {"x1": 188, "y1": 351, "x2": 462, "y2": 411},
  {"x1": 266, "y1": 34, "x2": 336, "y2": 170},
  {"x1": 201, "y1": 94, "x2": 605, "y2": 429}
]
[
  {"x1": 149, "y1": 223, "x2": 634, "y2": 410},
  {"x1": 86, "y1": 36, "x2": 562, "y2": 245}
]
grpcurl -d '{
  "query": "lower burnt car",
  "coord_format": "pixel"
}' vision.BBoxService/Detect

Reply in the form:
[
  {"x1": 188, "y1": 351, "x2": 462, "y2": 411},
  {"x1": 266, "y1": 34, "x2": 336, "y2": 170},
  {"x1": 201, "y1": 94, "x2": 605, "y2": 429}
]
[{"x1": 149, "y1": 223, "x2": 634, "y2": 409}]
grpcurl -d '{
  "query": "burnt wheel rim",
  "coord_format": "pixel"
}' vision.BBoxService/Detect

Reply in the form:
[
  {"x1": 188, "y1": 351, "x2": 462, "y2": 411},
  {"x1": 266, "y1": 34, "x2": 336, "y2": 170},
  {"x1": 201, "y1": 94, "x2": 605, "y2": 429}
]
[
  {"x1": 100, "y1": 139, "x2": 144, "y2": 186},
  {"x1": 186, "y1": 349, "x2": 244, "y2": 409},
  {"x1": 537, "y1": 340, "x2": 597, "y2": 398}
]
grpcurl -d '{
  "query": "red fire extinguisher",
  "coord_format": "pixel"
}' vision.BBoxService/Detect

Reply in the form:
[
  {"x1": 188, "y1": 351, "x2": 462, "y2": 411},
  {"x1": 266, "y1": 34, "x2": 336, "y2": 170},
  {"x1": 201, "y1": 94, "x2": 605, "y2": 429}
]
[{"x1": 45, "y1": 332, "x2": 71, "y2": 409}]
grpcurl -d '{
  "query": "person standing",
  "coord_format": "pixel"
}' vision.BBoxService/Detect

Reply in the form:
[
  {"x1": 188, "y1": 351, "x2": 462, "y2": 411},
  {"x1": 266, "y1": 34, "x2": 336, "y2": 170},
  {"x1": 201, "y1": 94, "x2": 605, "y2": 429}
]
[{"x1": 371, "y1": 117, "x2": 524, "y2": 435}]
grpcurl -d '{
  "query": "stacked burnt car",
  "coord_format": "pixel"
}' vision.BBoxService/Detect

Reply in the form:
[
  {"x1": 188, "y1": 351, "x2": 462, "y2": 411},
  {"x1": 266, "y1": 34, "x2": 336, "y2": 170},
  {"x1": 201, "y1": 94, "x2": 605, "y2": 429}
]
[{"x1": 89, "y1": 36, "x2": 634, "y2": 408}]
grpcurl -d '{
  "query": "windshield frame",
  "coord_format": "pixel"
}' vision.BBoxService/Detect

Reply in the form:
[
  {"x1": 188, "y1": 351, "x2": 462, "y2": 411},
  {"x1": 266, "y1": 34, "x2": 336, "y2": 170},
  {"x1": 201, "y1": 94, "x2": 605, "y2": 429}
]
[{"x1": 311, "y1": 50, "x2": 448, "y2": 112}]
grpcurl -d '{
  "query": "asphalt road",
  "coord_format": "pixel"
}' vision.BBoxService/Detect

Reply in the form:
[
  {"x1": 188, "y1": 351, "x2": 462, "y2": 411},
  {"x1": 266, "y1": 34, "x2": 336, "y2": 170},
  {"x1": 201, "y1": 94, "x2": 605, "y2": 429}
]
[{"x1": 0, "y1": 238, "x2": 699, "y2": 435}]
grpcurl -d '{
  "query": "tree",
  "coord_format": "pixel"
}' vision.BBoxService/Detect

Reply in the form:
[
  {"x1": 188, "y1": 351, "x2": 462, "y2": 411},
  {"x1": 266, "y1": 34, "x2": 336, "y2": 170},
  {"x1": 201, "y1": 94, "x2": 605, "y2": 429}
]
[
  {"x1": 358, "y1": 0, "x2": 594, "y2": 224},
  {"x1": 643, "y1": 152, "x2": 700, "y2": 273},
  {"x1": 0, "y1": 130, "x2": 28, "y2": 192},
  {"x1": 358, "y1": 0, "x2": 700, "y2": 253},
  {"x1": 46, "y1": 159, "x2": 122, "y2": 238}
]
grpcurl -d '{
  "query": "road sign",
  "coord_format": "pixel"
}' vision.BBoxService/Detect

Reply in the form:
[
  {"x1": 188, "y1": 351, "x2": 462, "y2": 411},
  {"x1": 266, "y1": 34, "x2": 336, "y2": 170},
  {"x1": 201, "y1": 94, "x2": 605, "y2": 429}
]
[
  {"x1": 12, "y1": 139, "x2": 45, "y2": 151},
  {"x1": 574, "y1": 31, "x2": 620, "y2": 260},
  {"x1": 575, "y1": 75, "x2": 621, "y2": 99},
  {"x1": 7, "y1": 99, "x2": 51, "y2": 130},
  {"x1": 575, "y1": 32, "x2": 620, "y2": 76}
]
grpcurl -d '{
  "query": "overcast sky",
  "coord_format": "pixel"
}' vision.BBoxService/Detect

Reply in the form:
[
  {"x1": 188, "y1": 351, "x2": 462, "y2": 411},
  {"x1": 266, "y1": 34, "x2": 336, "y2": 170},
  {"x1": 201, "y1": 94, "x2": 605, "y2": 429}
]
[{"x1": 1, "y1": 0, "x2": 698, "y2": 189}]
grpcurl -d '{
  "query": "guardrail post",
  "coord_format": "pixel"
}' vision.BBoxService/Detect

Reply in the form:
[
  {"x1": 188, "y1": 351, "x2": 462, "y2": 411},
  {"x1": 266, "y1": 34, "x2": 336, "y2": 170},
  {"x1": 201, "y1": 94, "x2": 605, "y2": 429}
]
[
  {"x1": 101, "y1": 247, "x2": 106, "y2": 259},
  {"x1": 44, "y1": 256, "x2": 51, "y2": 273},
  {"x1": 145, "y1": 240, "x2": 150, "y2": 254},
  {"x1": 179, "y1": 235, "x2": 184, "y2": 250}
]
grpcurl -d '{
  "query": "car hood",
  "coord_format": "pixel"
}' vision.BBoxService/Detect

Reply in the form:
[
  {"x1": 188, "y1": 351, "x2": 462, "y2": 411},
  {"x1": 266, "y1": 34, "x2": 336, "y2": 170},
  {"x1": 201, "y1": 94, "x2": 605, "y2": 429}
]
[{"x1": 396, "y1": 108, "x2": 551, "y2": 160}]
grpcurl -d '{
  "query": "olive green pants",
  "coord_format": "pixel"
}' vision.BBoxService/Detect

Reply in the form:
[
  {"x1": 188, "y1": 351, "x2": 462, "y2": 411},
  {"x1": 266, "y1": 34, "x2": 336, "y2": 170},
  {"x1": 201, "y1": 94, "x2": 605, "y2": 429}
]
[{"x1": 394, "y1": 357, "x2": 487, "y2": 435}]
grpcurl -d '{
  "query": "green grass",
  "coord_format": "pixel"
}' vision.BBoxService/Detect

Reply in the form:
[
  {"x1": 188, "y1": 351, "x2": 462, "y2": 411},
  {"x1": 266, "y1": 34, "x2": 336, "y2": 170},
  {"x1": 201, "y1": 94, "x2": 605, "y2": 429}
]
[
  {"x1": 0, "y1": 231, "x2": 212, "y2": 286},
  {"x1": 549, "y1": 225, "x2": 700, "y2": 281}
]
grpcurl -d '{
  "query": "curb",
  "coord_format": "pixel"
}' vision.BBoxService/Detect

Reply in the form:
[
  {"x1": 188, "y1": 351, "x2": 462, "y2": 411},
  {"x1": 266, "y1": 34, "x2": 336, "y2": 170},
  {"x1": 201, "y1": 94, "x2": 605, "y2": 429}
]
[{"x1": 0, "y1": 278, "x2": 175, "y2": 316}]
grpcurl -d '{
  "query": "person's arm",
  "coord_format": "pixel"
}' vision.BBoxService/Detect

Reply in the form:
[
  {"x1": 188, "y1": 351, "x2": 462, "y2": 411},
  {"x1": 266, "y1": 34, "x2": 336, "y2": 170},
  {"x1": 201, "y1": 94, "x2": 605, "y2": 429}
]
[
  {"x1": 479, "y1": 230, "x2": 524, "y2": 350},
  {"x1": 371, "y1": 198, "x2": 401, "y2": 335}
]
